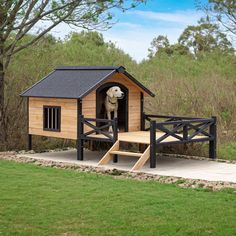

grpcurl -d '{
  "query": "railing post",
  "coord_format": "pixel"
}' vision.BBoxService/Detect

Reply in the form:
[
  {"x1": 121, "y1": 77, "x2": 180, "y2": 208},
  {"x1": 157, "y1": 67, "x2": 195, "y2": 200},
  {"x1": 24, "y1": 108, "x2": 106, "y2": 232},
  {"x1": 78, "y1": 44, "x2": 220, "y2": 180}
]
[
  {"x1": 28, "y1": 134, "x2": 32, "y2": 150},
  {"x1": 113, "y1": 118, "x2": 118, "y2": 163},
  {"x1": 150, "y1": 120, "x2": 156, "y2": 168},
  {"x1": 141, "y1": 112, "x2": 145, "y2": 131},
  {"x1": 77, "y1": 114, "x2": 84, "y2": 161},
  {"x1": 183, "y1": 124, "x2": 188, "y2": 141},
  {"x1": 209, "y1": 116, "x2": 217, "y2": 159}
]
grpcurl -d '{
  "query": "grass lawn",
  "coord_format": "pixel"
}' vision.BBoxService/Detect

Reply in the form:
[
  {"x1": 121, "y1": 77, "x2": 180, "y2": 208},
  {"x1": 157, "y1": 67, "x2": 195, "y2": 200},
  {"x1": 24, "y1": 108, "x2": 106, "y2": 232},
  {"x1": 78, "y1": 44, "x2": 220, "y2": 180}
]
[
  {"x1": 0, "y1": 160, "x2": 236, "y2": 236},
  {"x1": 219, "y1": 142, "x2": 236, "y2": 160}
]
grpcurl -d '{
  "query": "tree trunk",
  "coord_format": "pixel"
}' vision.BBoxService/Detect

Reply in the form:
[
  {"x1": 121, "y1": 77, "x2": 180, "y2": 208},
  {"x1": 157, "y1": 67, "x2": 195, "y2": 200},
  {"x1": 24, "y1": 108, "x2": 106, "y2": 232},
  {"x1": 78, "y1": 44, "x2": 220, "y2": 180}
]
[{"x1": 0, "y1": 59, "x2": 5, "y2": 145}]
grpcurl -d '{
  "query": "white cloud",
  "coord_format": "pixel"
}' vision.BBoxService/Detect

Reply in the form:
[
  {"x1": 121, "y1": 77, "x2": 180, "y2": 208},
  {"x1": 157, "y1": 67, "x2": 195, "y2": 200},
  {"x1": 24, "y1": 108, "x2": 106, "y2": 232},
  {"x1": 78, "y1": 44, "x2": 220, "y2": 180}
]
[
  {"x1": 103, "y1": 26, "x2": 183, "y2": 62},
  {"x1": 35, "y1": 10, "x2": 203, "y2": 62},
  {"x1": 130, "y1": 10, "x2": 203, "y2": 25}
]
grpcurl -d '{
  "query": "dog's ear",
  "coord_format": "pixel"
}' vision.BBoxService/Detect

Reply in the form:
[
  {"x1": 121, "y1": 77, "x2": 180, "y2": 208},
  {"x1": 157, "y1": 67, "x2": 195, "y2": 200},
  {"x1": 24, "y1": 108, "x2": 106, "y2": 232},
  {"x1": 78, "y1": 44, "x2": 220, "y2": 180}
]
[{"x1": 106, "y1": 88, "x2": 114, "y2": 98}]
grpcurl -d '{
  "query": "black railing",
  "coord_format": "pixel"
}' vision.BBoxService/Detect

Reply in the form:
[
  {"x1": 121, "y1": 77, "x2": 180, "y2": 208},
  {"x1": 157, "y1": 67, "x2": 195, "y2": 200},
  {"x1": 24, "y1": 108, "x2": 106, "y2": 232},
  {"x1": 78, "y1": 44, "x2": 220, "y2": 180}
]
[
  {"x1": 142, "y1": 113, "x2": 217, "y2": 168},
  {"x1": 79, "y1": 115, "x2": 118, "y2": 143}
]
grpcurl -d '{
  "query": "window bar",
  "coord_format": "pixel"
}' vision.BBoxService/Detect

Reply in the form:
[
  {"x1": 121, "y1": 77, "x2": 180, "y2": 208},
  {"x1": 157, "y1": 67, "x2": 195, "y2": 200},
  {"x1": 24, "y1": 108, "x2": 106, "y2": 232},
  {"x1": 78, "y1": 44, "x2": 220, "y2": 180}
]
[
  {"x1": 51, "y1": 108, "x2": 53, "y2": 129},
  {"x1": 55, "y1": 108, "x2": 57, "y2": 130},
  {"x1": 47, "y1": 107, "x2": 50, "y2": 129},
  {"x1": 53, "y1": 108, "x2": 55, "y2": 130}
]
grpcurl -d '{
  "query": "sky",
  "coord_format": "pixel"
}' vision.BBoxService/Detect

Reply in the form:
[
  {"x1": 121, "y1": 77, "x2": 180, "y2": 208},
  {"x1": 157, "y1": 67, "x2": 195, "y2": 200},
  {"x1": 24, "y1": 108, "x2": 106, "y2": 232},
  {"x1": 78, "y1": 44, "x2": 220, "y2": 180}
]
[{"x1": 48, "y1": 0, "x2": 208, "y2": 62}]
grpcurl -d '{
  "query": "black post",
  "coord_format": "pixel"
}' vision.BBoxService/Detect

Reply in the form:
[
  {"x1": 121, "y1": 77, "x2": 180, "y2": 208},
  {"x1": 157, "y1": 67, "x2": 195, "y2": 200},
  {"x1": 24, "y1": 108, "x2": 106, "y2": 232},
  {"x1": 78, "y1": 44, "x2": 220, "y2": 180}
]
[
  {"x1": 209, "y1": 116, "x2": 217, "y2": 159},
  {"x1": 183, "y1": 124, "x2": 188, "y2": 141},
  {"x1": 150, "y1": 120, "x2": 156, "y2": 168},
  {"x1": 77, "y1": 100, "x2": 84, "y2": 161},
  {"x1": 113, "y1": 117, "x2": 118, "y2": 163},
  {"x1": 140, "y1": 92, "x2": 145, "y2": 131},
  {"x1": 28, "y1": 134, "x2": 32, "y2": 150},
  {"x1": 26, "y1": 97, "x2": 32, "y2": 150}
]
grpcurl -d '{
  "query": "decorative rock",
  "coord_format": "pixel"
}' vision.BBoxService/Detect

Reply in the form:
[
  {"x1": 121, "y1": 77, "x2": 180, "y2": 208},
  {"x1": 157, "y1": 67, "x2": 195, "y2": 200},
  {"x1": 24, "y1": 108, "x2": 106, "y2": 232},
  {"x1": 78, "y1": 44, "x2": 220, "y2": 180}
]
[{"x1": 0, "y1": 152, "x2": 236, "y2": 191}]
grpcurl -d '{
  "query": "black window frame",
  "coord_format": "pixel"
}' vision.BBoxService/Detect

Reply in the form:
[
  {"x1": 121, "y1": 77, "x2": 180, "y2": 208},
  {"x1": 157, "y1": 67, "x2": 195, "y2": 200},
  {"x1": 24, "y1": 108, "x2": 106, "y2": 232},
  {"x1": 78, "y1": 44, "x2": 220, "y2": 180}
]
[{"x1": 43, "y1": 106, "x2": 61, "y2": 132}]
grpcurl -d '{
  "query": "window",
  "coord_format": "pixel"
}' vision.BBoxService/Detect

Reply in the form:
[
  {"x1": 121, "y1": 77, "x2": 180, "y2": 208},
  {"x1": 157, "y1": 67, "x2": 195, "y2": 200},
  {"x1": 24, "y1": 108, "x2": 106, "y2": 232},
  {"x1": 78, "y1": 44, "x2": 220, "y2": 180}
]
[{"x1": 43, "y1": 106, "x2": 61, "y2": 132}]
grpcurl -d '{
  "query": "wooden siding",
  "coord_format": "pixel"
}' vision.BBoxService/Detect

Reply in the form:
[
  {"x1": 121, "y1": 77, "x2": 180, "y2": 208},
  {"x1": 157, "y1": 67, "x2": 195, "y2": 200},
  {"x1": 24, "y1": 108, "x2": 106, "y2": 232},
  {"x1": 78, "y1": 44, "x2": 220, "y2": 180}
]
[
  {"x1": 82, "y1": 72, "x2": 142, "y2": 132},
  {"x1": 29, "y1": 97, "x2": 77, "y2": 139}
]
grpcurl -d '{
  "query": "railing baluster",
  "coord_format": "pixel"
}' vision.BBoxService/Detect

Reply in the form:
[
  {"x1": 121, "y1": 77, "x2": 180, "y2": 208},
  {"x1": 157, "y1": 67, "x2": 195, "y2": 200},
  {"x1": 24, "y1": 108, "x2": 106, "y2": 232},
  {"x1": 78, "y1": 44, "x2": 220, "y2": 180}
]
[{"x1": 183, "y1": 124, "x2": 188, "y2": 141}]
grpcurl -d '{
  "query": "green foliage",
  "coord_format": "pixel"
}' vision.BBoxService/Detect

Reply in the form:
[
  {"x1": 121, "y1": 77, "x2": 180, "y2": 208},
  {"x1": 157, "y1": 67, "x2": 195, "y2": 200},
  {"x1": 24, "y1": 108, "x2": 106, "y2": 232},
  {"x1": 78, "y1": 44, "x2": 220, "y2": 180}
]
[
  {"x1": 178, "y1": 18, "x2": 234, "y2": 56},
  {"x1": 0, "y1": 160, "x2": 236, "y2": 235},
  {"x1": 148, "y1": 35, "x2": 189, "y2": 58}
]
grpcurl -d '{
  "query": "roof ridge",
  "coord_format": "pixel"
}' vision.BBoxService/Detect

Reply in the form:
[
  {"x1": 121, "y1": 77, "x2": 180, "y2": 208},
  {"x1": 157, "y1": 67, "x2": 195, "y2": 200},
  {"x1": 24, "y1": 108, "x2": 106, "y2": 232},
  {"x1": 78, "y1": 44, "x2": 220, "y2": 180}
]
[{"x1": 56, "y1": 66, "x2": 125, "y2": 71}]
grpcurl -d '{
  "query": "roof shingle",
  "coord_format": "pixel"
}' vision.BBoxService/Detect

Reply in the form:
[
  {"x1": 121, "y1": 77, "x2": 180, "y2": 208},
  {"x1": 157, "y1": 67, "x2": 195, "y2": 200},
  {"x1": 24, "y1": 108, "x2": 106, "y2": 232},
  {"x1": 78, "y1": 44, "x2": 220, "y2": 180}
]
[{"x1": 20, "y1": 66, "x2": 154, "y2": 98}]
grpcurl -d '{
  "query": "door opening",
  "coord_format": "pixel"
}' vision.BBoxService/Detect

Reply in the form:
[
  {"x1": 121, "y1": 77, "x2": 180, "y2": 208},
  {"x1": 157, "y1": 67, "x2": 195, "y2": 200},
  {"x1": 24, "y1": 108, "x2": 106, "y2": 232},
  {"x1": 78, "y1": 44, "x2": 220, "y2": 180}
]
[{"x1": 96, "y1": 82, "x2": 128, "y2": 132}]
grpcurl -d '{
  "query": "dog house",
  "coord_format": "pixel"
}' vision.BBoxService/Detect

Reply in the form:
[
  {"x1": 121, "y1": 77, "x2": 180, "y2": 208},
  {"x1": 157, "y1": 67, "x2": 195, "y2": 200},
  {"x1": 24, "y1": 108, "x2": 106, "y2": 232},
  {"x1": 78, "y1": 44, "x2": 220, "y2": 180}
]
[
  {"x1": 21, "y1": 65, "x2": 154, "y2": 136},
  {"x1": 21, "y1": 66, "x2": 217, "y2": 171}
]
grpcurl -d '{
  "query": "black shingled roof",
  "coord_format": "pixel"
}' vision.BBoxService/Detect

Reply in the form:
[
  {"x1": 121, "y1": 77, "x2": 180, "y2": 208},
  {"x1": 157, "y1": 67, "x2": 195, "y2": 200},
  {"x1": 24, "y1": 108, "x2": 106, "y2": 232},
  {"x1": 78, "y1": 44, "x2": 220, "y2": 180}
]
[{"x1": 20, "y1": 66, "x2": 155, "y2": 99}]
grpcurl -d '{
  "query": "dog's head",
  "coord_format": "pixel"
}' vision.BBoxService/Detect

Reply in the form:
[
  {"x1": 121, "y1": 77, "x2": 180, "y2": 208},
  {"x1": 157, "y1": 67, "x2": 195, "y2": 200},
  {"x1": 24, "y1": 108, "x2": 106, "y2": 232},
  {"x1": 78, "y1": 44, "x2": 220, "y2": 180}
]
[{"x1": 106, "y1": 86, "x2": 124, "y2": 99}]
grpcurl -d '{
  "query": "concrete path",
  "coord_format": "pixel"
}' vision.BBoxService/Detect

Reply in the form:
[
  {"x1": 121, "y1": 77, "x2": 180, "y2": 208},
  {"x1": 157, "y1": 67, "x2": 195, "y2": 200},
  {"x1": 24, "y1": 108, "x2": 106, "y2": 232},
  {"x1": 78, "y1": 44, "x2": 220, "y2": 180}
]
[{"x1": 21, "y1": 150, "x2": 236, "y2": 183}]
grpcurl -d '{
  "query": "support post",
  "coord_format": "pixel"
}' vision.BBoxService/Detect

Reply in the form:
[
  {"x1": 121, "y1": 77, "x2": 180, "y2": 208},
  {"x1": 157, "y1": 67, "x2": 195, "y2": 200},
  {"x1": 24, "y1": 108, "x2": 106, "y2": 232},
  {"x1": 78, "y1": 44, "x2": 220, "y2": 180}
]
[
  {"x1": 113, "y1": 118, "x2": 118, "y2": 163},
  {"x1": 28, "y1": 134, "x2": 32, "y2": 150},
  {"x1": 140, "y1": 92, "x2": 145, "y2": 131},
  {"x1": 150, "y1": 120, "x2": 156, "y2": 168},
  {"x1": 77, "y1": 100, "x2": 83, "y2": 161},
  {"x1": 183, "y1": 125, "x2": 188, "y2": 141},
  {"x1": 183, "y1": 124, "x2": 188, "y2": 151},
  {"x1": 209, "y1": 116, "x2": 217, "y2": 159}
]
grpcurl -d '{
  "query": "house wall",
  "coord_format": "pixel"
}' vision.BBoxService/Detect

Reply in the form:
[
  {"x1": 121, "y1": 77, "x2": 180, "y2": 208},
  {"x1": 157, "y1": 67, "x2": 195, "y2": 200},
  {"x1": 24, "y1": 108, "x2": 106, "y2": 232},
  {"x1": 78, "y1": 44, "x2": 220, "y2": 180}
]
[
  {"x1": 82, "y1": 72, "x2": 142, "y2": 132},
  {"x1": 28, "y1": 97, "x2": 77, "y2": 139}
]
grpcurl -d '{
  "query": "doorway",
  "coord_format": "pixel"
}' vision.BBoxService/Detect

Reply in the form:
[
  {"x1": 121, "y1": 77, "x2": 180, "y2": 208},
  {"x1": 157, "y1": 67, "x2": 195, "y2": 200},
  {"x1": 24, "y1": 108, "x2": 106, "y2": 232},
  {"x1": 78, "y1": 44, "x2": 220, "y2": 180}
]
[{"x1": 96, "y1": 82, "x2": 128, "y2": 132}]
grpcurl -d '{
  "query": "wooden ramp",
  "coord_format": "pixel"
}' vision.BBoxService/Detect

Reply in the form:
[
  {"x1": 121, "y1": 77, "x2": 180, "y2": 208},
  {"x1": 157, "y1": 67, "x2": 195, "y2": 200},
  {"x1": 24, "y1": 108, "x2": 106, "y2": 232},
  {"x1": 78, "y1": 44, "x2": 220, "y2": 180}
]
[{"x1": 97, "y1": 135, "x2": 151, "y2": 171}]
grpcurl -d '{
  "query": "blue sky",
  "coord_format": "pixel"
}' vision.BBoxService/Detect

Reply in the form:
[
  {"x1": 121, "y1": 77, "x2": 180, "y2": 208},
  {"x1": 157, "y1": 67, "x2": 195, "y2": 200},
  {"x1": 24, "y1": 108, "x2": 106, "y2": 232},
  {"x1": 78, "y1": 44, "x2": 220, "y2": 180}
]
[{"x1": 50, "y1": 0, "x2": 207, "y2": 61}]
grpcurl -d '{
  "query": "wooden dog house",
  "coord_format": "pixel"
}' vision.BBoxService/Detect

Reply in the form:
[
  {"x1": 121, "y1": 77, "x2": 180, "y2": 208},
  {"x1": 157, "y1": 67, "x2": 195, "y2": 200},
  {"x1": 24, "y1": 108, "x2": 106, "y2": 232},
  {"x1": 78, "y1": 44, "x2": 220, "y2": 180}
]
[
  {"x1": 21, "y1": 66, "x2": 217, "y2": 171},
  {"x1": 21, "y1": 65, "x2": 154, "y2": 137}
]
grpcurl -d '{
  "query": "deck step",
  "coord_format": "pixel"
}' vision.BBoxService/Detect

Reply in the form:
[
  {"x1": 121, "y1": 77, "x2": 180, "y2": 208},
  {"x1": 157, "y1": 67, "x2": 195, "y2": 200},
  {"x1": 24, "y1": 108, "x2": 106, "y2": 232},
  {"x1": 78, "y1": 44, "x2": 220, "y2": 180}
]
[{"x1": 110, "y1": 150, "x2": 142, "y2": 157}]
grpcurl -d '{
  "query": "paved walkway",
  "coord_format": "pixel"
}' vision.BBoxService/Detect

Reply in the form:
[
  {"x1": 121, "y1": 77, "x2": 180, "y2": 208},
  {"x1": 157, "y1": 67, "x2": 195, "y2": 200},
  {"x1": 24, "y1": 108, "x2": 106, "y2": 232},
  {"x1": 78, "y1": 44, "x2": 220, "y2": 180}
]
[{"x1": 21, "y1": 150, "x2": 236, "y2": 183}]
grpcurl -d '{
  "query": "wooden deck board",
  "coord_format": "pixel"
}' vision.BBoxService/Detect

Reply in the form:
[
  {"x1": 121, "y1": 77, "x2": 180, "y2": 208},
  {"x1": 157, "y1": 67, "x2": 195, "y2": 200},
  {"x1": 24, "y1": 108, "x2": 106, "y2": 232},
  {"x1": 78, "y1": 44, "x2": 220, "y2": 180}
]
[{"x1": 87, "y1": 131, "x2": 203, "y2": 144}]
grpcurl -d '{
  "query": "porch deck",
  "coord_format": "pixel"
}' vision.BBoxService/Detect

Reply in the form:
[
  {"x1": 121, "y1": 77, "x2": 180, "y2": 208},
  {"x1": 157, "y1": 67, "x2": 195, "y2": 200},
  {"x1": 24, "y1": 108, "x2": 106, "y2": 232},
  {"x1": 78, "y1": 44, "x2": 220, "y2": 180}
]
[{"x1": 88, "y1": 131, "x2": 204, "y2": 144}]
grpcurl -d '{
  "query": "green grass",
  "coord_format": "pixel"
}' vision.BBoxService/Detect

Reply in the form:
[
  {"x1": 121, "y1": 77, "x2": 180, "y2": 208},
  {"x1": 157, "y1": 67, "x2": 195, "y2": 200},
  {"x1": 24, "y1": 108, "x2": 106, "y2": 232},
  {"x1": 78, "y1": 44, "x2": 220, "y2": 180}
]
[
  {"x1": 219, "y1": 142, "x2": 236, "y2": 160},
  {"x1": 0, "y1": 161, "x2": 236, "y2": 236}
]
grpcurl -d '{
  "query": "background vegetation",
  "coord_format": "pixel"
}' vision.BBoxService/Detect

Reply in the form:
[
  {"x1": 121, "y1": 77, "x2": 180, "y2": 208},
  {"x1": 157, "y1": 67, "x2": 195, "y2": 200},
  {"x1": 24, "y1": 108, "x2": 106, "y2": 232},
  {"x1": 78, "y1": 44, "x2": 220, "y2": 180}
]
[{"x1": 2, "y1": 28, "x2": 236, "y2": 159}]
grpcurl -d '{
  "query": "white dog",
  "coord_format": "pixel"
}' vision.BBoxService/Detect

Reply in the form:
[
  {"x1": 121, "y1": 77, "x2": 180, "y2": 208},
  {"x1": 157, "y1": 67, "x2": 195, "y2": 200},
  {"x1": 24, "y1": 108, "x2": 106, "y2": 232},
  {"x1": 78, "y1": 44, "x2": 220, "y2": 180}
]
[{"x1": 105, "y1": 86, "x2": 124, "y2": 132}]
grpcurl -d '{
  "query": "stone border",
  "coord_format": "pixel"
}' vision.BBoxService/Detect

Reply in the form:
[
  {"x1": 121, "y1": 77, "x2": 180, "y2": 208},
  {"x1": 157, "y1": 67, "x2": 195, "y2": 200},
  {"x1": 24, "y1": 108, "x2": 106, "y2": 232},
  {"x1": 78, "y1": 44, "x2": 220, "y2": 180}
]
[
  {"x1": 0, "y1": 152, "x2": 236, "y2": 192},
  {"x1": 5, "y1": 147, "x2": 236, "y2": 164}
]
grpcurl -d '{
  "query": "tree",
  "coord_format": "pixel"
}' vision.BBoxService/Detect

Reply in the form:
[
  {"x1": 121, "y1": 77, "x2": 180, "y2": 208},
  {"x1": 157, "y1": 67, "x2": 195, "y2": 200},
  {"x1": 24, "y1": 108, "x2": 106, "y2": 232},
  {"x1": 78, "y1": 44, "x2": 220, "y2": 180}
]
[
  {"x1": 148, "y1": 35, "x2": 189, "y2": 58},
  {"x1": 178, "y1": 19, "x2": 234, "y2": 56},
  {"x1": 0, "y1": 0, "x2": 145, "y2": 143},
  {"x1": 68, "y1": 31, "x2": 105, "y2": 46},
  {"x1": 197, "y1": 0, "x2": 236, "y2": 36},
  {"x1": 148, "y1": 35, "x2": 170, "y2": 57}
]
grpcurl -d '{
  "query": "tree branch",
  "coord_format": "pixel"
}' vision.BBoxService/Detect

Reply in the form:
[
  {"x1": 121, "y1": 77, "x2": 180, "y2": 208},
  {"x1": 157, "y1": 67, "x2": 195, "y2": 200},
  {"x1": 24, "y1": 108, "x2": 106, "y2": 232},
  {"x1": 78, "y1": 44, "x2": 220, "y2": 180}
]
[{"x1": 4, "y1": 6, "x2": 76, "y2": 69}]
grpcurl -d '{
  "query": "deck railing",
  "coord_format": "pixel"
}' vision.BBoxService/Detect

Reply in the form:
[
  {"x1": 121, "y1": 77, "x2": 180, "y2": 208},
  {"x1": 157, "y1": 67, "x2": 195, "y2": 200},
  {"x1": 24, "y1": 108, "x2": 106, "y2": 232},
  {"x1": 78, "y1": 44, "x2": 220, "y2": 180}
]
[
  {"x1": 142, "y1": 113, "x2": 217, "y2": 168},
  {"x1": 79, "y1": 115, "x2": 118, "y2": 143}
]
